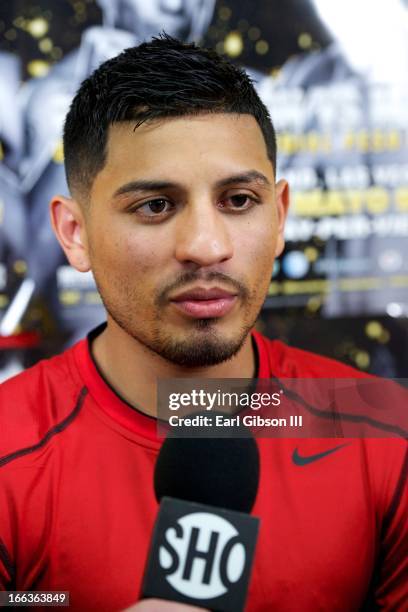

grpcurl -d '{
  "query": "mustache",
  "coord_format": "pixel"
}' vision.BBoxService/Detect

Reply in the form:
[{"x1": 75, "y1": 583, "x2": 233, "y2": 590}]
[{"x1": 155, "y1": 271, "x2": 249, "y2": 306}]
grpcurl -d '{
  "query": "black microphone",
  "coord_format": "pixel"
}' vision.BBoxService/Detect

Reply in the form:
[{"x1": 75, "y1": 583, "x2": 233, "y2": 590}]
[{"x1": 141, "y1": 418, "x2": 260, "y2": 612}]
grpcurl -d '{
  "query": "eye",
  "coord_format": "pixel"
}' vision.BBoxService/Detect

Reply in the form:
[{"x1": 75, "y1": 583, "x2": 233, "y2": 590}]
[
  {"x1": 136, "y1": 198, "x2": 174, "y2": 216},
  {"x1": 220, "y1": 193, "x2": 259, "y2": 211}
]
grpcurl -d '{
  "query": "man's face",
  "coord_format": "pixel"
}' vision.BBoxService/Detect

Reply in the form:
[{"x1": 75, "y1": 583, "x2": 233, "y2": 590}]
[
  {"x1": 116, "y1": 0, "x2": 213, "y2": 40},
  {"x1": 83, "y1": 114, "x2": 288, "y2": 367}
]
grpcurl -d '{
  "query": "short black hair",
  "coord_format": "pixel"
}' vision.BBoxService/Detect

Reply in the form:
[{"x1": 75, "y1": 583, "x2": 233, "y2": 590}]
[{"x1": 63, "y1": 34, "x2": 277, "y2": 201}]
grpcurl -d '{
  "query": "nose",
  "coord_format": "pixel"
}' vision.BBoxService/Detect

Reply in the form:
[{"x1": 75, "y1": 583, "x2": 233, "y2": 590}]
[
  {"x1": 175, "y1": 202, "x2": 234, "y2": 267},
  {"x1": 159, "y1": 0, "x2": 184, "y2": 14}
]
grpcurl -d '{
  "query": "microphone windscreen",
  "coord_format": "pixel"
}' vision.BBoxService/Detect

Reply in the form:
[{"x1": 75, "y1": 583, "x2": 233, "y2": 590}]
[{"x1": 154, "y1": 423, "x2": 260, "y2": 513}]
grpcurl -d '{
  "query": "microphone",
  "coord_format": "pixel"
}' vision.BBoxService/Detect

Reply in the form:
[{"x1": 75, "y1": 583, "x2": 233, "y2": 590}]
[{"x1": 141, "y1": 418, "x2": 260, "y2": 612}]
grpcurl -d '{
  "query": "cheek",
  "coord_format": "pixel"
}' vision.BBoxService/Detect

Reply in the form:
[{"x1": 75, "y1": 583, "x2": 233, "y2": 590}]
[
  {"x1": 91, "y1": 223, "x2": 165, "y2": 277},
  {"x1": 121, "y1": 238, "x2": 158, "y2": 276},
  {"x1": 234, "y1": 216, "x2": 278, "y2": 283}
]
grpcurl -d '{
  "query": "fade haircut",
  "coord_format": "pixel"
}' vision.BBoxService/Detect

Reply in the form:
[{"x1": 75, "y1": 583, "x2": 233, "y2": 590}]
[{"x1": 63, "y1": 34, "x2": 277, "y2": 202}]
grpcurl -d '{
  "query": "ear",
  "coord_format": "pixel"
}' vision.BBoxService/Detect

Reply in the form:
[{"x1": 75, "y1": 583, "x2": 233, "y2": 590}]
[
  {"x1": 274, "y1": 179, "x2": 290, "y2": 257},
  {"x1": 49, "y1": 195, "x2": 91, "y2": 272}
]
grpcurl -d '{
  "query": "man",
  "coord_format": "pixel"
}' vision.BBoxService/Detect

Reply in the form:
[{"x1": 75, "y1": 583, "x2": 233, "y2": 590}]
[{"x1": 0, "y1": 36, "x2": 406, "y2": 611}]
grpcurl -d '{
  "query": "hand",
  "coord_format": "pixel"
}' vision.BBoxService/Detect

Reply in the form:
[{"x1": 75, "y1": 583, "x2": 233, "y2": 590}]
[{"x1": 123, "y1": 599, "x2": 209, "y2": 611}]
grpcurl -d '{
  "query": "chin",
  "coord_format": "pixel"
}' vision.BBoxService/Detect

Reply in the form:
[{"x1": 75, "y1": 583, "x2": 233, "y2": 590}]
[{"x1": 154, "y1": 326, "x2": 248, "y2": 368}]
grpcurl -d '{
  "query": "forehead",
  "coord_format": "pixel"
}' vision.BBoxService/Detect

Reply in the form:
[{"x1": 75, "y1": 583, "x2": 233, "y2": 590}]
[{"x1": 101, "y1": 114, "x2": 271, "y2": 180}]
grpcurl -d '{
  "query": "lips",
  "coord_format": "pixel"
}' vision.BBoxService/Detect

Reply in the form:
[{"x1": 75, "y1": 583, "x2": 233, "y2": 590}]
[{"x1": 170, "y1": 287, "x2": 238, "y2": 319}]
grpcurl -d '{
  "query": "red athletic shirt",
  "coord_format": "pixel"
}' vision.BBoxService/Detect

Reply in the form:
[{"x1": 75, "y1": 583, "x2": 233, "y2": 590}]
[{"x1": 0, "y1": 328, "x2": 407, "y2": 611}]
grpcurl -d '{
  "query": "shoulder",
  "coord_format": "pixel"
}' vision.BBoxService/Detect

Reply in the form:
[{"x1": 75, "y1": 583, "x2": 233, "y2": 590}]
[
  {"x1": 0, "y1": 343, "x2": 86, "y2": 460},
  {"x1": 253, "y1": 330, "x2": 370, "y2": 378}
]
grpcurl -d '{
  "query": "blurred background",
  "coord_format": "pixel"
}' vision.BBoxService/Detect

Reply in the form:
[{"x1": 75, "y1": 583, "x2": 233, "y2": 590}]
[{"x1": 0, "y1": 0, "x2": 407, "y2": 380}]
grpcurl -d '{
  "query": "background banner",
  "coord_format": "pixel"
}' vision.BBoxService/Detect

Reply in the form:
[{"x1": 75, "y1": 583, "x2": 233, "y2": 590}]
[{"x1": 1, "y1": 0, "x2": 407, "y2": 379}]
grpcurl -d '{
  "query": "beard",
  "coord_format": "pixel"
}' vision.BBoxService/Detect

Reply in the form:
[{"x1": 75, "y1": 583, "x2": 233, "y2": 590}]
[
  {"x1": 147, "y1": 317, "x2": 255, "y2": 367},
  {"x1": 94, "y1": 269, "x2": 263, "y2": 368},
  {"x1": 103, "y1": 304, "x2": 257, "y2": 367}
]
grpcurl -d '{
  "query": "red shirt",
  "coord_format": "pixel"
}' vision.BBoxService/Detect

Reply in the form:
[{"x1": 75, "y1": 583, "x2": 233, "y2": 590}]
[{"x1": 0, "y1": 329, "x2": 406, "y2": 611}]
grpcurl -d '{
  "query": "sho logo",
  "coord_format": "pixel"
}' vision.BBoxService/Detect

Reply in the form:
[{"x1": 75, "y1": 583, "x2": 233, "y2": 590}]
[{"x1": 158, "y1": 512, "x2": 246, "y2": 599}]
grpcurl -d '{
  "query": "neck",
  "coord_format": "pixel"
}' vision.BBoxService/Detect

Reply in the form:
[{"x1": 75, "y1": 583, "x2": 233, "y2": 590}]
[{"x1": 91, "y1": 319, "x2": 257, "y2": 418}]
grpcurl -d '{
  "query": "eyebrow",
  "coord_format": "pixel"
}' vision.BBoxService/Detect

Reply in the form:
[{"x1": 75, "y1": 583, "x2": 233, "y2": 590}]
[{"x1": 112, "y1": 170, "x2": 272, "y2": 199}]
